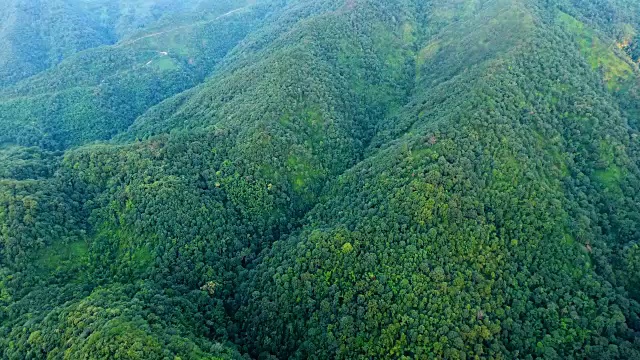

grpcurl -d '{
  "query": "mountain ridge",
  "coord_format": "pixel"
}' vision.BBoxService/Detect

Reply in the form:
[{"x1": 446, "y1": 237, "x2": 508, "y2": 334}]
[{"x1": 1, "y1": 0, "x2": 640, "y2": 359}]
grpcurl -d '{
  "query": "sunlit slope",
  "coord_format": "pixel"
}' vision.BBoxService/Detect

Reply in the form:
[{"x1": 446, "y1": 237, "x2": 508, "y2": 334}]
[
  {"x1": 1, "y1": 0, "x2": 640, "y2": 359},
  {"x1": 240, "y1": 1, "x2": 640, "y2": 358}
]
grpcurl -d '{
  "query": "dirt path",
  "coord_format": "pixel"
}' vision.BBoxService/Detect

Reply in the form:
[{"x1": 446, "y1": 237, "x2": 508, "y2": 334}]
[{"x1": 116, "y1": 7, "x2": 245, "y2": 48}]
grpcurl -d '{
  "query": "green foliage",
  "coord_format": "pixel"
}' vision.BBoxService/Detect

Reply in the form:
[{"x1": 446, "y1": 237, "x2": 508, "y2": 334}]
[
  {"x1": 0, "y1": 0, "x2": 256, "y2": 87},
  {"x1": 0, "y1": 282, "x2": 241, "y2": 359},
  {"x1": 557, "y1": 10, "x2": 634, "y2": 90},
  {"x1": 2, "y1": 0, "x2": 640, "y2": 359},
  {"x1": 0, "y1": 146, "x2": 60, "y2": 180},
  {"x1": 0, "y1": 1, "x2": 273, "y2": 150}
]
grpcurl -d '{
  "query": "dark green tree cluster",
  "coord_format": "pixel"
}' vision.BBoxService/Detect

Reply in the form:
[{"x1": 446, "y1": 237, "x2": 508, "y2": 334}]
[{"x1": 1, "y1": 281, "x2": 241, "y2": 359}]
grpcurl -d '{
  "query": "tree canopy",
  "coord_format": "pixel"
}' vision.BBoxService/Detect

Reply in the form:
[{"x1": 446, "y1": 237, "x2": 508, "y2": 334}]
[{"x1": 1, "y1": 0, "x2": 640, "y2": 359}]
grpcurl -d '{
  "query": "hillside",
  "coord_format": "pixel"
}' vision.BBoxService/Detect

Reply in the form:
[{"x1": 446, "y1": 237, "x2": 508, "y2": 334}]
[
  {"x1": 0, "y1": 0, "x2": 253, "y2": 87},
  {"x1": 1, "y1": 0, "x2": 640, "y2": 359}
]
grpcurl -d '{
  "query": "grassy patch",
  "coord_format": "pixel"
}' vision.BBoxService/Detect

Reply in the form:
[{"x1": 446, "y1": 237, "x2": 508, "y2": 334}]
[
  {"x1": 557, "y1": 11, "x2": 634, "y2": 91},
  {"x1": 36, "y1": 239, "x2": 88, "y2": 274},
  {"x1": 403, "y1": 22, "x2": 416, "y2": 45},
  {"x1": 431, "y1": 0, "x2": 479, "y2": 21},
  {"x1": 372, "y1": 22, "x2": 407, "y2": 77},
  {"x1": 417, "y1": 42, "x2": 440, "y2": 69},
  {"x1": 287, "y1": 154, "x2": 320, "y2": 193},
  {"x1": 594, "y1": 165, "x2": 623, "y2": 190},
  {"x1": 593, "y1": 139, "x2": 623, "y2": 191},
  {"x1": 153, "y1": 57, "x2": 179, "y2": 71}
]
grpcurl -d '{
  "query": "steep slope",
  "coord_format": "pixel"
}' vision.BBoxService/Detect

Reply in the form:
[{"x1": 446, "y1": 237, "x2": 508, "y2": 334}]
[
  {"x1": 1, "y1": 0, "x2": 640, "y2": 359},
  {"x1": 46, "y1": 0, "x2": 415, "y2": 298},
  {"x1": 0, "y1": 0, "x2": 112, "y2": 87},
  {"x1": 0, "y1": 0, "x2": 267, "y2": 150},
  {"x1": 1, "y1": 0, "x2": 415, "y2": 357},
  {"x1": 0, "y1": 0, "x2": 252, "y2": 87},
  {"x1": 239, "y1": 0, "x2": 640, "y2": 358}
]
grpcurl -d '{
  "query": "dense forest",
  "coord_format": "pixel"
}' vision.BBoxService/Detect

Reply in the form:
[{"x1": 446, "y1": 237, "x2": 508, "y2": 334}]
[{"x1": 1, "y1": 0, "x2": 640, "y2": 358}]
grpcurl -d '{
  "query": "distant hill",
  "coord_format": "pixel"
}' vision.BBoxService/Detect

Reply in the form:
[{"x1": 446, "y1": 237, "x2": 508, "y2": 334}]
[
  {"x1": 0, "y1": 0, "x2": 253, "y2": 87},
  {"x1": 0, "y1": 0, "x2": 270, "y2": 150}
]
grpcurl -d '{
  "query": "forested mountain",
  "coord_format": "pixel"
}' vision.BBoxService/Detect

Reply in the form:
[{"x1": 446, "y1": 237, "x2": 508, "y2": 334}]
[
  {"x1": 0, "y1": 0, "x2": 254, "y2": 87},
  {"x1": 1, "y1": 0, "x2": 640, "y2": 359}
]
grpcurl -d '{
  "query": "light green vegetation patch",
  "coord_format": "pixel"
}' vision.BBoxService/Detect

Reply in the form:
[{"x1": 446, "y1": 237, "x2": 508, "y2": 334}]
[
  {"x1": 595, "y1": 164, "x2": 623, "y2": 192},
  {"x1": 557, "y1": 11, "x2": 634, "y2": 90},
  {"x1": 417, "y1": 41, "x2": 440, "y2": 69},
  {"x1": 152, "y1": 56, "x2": 179, "y2": 71},
  {"x1": 402, "y1": 22, "x2": 416, "y2": 44},
  {"x1": 137, "y1": 32, "x2": 192, "y2": 57},
  {"x1": 594, "y1": 139, "x2": 624, "y2": 191},
  {"x1": 36, "y1": 240, "x2": 88, "y2": 274},
  {"x1": 431, "y1": 0, "x2": 479, "y2": 21},
  {"x1": 287, "y1": 153, "x2": 322, "y2": 194},
  {"x1": 223, "y1": 171, "x2": 276, "y2": 217}
]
